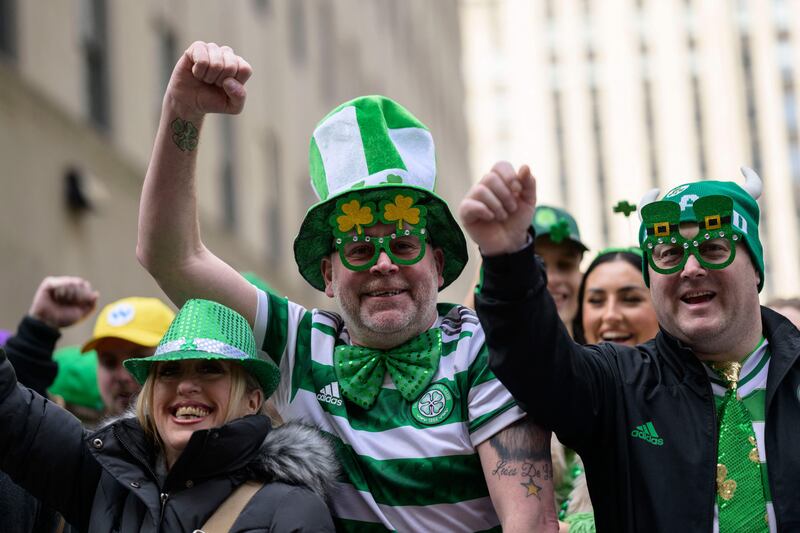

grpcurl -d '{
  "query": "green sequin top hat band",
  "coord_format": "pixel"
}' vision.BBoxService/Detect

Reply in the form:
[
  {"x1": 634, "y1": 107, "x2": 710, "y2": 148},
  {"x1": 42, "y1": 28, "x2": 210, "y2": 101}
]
[
  {"x1": 124, "y1": 299, "x2": 281, "y2": 397},
  {"x1": 294, "y1": 95, "x2": 467, "y2": 290},
  {"x1": 637, "y1": 167, "x2": 764, "y2": 291}
]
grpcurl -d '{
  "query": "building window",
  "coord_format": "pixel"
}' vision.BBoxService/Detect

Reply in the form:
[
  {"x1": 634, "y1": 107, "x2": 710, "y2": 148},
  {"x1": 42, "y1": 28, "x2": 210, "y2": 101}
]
[
  {"x1": 81, "y1": 0, "x2": 110, "y2": 131},
  {"x1": 159, "y1": 26, "x2": 177, "y2": 96},
  {"x1": 0, "y1": 0, "x2": 17, "y2": 60},
  {"x1": 289, "y1": 0, "x2": 306, "y2": 65},
  {"x1": 317, "y1": 1, "x2": 336, "y2": 103},
  {"x1": 264, "y1": 131, "x2": 282, "y2": 265},
  {"x1": 220, "y1": 116, "x2": 237, "y2": 232}
]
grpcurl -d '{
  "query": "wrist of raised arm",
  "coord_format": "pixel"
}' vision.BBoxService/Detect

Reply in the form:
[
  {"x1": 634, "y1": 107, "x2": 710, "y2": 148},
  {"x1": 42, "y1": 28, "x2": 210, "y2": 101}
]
[
  {"x1": 161, "y1": 95, "x2": 207, "y2": 126},
  {"x1": 480, "y1": 241, "x2": 544, "y2": 301},
  {"x1": 18, "y1": 315, "x2": 61, "y2": 351}
]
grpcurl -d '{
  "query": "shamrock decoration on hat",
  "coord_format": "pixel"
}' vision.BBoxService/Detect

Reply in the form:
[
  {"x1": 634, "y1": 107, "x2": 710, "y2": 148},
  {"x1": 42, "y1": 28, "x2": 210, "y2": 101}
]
[
  {"x1": 637, "y1": 167, "x2": 765, "y2": 291},
  {"x1": 293, "y1": 95, "x2": 468, "y2": 291}
]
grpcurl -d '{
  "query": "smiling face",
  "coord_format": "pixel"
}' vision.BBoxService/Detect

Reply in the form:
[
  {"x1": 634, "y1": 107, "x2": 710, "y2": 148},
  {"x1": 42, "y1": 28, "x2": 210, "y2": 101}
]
[
  {"x1": 649, "y1": 223, "x2": 762, "y2": 360},
  {"x1": 535, "y1": 238, "x2": 583, "y2": 327},
  {"x1": 151, "y1": 359, "x2": 262, "y2": 468},
  {"x1": 582, "y1": 259, "x2": 659, "y2": 346},
  {"x1": 322, "y1": 222, "x2": 444, "y2": 349},
  {"x1": 95, "y1": 338, "x2": 153, "y2": 415}
]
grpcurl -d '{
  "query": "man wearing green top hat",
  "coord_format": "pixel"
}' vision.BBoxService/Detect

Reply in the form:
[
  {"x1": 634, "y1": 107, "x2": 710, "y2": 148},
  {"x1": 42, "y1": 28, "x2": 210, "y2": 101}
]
[
  {"x1": 462, "y1": 161, "x2": 800, "y2": 532},
  {"x1": 137, "y1": 42, "x2": 557, "y2": 531}
]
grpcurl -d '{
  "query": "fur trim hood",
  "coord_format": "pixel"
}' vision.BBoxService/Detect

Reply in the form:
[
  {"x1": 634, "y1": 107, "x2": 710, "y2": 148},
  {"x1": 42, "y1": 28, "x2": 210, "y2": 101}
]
[
  {"x1": 93, "y1": 412, "x2": 339, "y2": 500},
  {"x1": 249, "y1": 421, "x2": 340, "y2": 500}
]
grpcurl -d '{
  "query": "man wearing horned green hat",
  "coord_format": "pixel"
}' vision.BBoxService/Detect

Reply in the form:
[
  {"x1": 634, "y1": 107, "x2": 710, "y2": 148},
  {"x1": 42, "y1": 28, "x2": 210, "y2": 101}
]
[
  {"x1": 462, "y1": 161, "x2": 800, "y2": 532},
  {"x1": 138, "y1": 42, "x2": 556, "y2": 531}
]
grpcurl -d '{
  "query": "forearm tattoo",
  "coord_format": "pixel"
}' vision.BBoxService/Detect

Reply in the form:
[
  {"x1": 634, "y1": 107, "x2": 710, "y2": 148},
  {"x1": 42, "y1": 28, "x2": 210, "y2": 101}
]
[
  {"x1": 490, "y1": 419, "x2": 553, "y2": 499},
  {"x1": 171, "y1": 118, "x2": 199, "y2": 151}
]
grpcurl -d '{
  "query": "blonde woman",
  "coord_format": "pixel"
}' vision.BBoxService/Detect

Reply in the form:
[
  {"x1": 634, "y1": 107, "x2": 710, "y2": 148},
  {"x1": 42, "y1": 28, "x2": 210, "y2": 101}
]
[{"x1": 0, "y1": 299, "x2": 337, "y2": 532}]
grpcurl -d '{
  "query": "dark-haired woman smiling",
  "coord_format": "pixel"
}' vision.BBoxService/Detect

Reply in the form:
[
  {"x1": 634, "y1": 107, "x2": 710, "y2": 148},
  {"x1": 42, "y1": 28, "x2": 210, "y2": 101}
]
[{"x1": 573, "y1": 248, "x2": 659, "y2": 346}]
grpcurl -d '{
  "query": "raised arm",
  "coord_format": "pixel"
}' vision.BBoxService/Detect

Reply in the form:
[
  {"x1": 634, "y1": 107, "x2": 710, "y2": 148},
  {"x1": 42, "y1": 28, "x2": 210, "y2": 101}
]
[
  {"x1": 137, "y1": 41, "x2": 258, "y2": 323},
  {"x1": 6, "y1": 276, "x2": 97, "y2": 395},
  {"x1": 460, "y1": 162, "x2": 616, "y2": 448}
]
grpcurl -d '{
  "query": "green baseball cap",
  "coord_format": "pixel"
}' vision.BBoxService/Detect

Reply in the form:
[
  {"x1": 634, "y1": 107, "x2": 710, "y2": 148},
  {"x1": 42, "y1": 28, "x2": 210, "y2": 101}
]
[
  {"x1": 531, "y1": 205, "x2": 588, "y2": 252},
  {"x1": 124, "y1": 299, "x2": 280, "y2": 397},
  {"x1": 48, "y1": 346, "x2": 104, "y2": 411},
  {"x1": 293, "y1": 95, "x2": 468, "y2": 291}
]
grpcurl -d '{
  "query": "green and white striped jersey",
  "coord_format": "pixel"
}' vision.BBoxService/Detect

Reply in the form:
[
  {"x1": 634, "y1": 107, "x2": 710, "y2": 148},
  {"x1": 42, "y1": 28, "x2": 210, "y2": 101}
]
[
  {"x1": 254, "y1": 289, "x2": 525, "y2": 532},
  {"x1": 704, "y1": 339, "x2": 774, "y2": 533}
]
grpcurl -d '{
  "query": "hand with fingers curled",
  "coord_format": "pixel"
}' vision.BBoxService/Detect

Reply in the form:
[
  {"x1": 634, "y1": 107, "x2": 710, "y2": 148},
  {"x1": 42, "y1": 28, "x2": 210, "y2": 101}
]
[
  {"x1": 164, "y1": 41, "x2": 253, "y2": 118},
  {"x1": 28, "y1": 276, "x2": 99, "y2": 330},
  {"x1": 458, "y1": 161, "x2": 538, "y2": 257}
]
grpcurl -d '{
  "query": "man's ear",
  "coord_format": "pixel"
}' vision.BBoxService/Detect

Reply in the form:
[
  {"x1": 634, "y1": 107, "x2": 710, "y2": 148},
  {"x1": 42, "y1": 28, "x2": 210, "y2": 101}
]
[
  {"x1": 321, "y1": 257, "x2": 335, "y2": 298},
  {"x1": 433, "y1": 247, "x2": 445, "y2": 288}
]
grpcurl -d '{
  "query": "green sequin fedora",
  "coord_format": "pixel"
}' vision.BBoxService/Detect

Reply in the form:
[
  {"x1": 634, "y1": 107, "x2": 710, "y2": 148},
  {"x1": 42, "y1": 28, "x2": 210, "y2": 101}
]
[
  {"x1": 124, "y1": 299, "x2": 281, "y2": 397},
  {"x1": 293, "y1": 95, "x2": 468, "y2": 291}
]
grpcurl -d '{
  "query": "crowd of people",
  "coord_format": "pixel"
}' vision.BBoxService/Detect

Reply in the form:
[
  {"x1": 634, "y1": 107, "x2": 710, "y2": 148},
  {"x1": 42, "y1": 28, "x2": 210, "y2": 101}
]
[{"x1": 1, "y1": 41, "x2": 799, "y2": 532}]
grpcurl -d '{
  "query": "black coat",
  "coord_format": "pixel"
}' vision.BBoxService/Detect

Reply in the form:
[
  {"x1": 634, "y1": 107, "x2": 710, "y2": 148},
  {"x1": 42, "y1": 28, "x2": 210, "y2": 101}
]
[
  {"x1": 477, "y1": 244, "x2": 800, "y2": 532},
  {"x1": 0, "y1": 349, "x2": 338, "y2": 532}
]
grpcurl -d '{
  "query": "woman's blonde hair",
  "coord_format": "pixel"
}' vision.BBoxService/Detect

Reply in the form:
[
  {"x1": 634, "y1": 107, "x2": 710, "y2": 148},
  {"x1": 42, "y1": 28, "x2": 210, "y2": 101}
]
[{"x1": 135, "y1": 360, "x2": 263, "y2": 442}]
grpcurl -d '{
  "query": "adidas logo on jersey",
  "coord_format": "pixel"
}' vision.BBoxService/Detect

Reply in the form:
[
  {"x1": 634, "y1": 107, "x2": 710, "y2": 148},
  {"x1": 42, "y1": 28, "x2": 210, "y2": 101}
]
[
  {"x1": 317, "y1": 382, "x2": 343, "y2": 406},
  {"x1": 631, "y1": 421, "x2": 664, "y2": 446}
]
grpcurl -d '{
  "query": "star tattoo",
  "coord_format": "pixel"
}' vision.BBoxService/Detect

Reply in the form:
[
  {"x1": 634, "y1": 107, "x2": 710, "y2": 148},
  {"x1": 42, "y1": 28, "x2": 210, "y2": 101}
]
[{"x1": 521, "y1": 478, "x2": 541, "y2": 498}]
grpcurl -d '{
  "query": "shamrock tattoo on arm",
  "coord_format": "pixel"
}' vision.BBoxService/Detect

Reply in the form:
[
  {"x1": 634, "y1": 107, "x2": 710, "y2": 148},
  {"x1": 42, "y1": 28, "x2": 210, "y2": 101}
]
[{"x1": 171, "y1": 118, "x2": 199, "y2": 152}]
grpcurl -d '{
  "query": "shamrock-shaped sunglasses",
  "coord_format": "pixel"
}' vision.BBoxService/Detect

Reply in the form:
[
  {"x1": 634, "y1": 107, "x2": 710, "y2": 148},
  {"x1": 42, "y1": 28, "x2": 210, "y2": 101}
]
[
  {"x1": 642, "y1": 195, "x2": 741, "y2": 275},
  {"x1": 330, "y1": 190, "x2": 429, "y2": 272}
]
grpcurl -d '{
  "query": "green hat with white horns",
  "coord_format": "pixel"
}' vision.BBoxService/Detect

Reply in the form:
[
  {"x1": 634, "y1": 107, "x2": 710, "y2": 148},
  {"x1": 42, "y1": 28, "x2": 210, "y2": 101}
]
[{"x1": 293, "y1": 95, "x2": 468, "y2": 291}]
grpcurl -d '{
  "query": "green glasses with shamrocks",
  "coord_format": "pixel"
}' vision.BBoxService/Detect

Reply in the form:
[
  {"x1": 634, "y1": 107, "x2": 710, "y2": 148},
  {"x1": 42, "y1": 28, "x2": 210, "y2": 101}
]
[
  {"x1": 641, "y1": 195, "x2": 740, "y2": 275},
  {"x1": 330, "y1": 189, "x2": 429, "y2": 272},
  {"x1": 337, "y1": 228, "x2": 428, "y2": 271}
]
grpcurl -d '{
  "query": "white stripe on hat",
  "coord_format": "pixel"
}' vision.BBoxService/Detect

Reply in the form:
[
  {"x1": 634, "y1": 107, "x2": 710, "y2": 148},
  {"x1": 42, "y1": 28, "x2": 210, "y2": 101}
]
[
  {"x1": 388, "y1": 127, "x2": 436, "y2": 190},
  {"x1": 155, "y1": 337, "x2": 250, "y2": 360},
  {"x1": 313, "y1": 106, "x2": 369, "y2": 196}
]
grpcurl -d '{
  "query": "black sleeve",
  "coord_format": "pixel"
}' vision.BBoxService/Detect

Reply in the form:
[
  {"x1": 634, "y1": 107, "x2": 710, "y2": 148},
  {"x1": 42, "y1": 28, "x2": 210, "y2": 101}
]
[
  {"x1": 4, "y1": 316, "x2": 60, "y2": 396},
  {"x1": 0, "y1": 349, "x2": 99, "y2": 532},
  {"x1": 476, "y1": 243, "x2": 619, "y2": 449}
]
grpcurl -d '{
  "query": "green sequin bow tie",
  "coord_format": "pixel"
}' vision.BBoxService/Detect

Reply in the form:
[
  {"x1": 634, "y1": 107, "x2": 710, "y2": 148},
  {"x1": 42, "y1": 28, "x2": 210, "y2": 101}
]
[
  {"x1": 333, "y1": 328, "x2": 442, "y2": 409},
  {"x1": 712, "y1": 361, "x2": 769, "y2": 533}
]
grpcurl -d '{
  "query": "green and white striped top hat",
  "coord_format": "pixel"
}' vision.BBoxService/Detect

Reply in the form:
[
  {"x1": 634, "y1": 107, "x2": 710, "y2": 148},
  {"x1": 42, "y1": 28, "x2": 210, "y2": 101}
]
[
  {"x1": 294, "y1": 95, "x2": 468, "y2": 291},
  {"x1": 124, "y1": 299, "x2": 280, "y2": 397}
]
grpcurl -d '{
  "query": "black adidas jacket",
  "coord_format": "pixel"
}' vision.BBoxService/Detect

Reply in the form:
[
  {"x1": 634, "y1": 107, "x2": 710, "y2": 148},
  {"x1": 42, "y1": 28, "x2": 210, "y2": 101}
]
[{"x1": 476, "y1": 244, "x2": 800, "y2": 532}]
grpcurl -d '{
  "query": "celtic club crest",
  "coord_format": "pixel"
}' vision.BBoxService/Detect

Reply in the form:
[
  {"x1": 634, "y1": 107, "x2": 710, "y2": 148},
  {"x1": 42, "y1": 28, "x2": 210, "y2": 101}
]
[{"x1": 411, "y1": 383, "x2": 454, "y2": 425}]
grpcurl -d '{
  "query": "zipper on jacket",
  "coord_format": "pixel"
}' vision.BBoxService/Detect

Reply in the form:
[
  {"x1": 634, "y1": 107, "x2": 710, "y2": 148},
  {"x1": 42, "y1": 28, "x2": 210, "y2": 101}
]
[
  {"x1": 708, "y1": 383, "x2": 719, "y2": 530},
  {"x1": 159, "y1": 492, "x2": 169, "y2": 527},
  {"x1": 111, "y1": 425, "x2": 168, "y2": 527}
]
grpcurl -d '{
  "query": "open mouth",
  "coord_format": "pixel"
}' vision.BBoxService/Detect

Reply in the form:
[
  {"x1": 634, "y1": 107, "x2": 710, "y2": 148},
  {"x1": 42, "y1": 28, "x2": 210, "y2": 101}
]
[
  {"x1": 680, "y1": 290, "x2": 716, "y2": 305},
  {"x1": 600, "y1": 332, "x2": 634, "y2": 343},
  {"x1": 364, "y1": 289, "x2": 406, "y2": 298},
  {"x1": 171, "y1": 403, "x2": 212, "y2": 421}
]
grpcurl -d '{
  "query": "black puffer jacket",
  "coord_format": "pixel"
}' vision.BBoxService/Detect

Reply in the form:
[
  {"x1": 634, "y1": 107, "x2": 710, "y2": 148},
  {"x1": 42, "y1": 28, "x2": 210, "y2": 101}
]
[
  {"x1": 477, "y1": 244, "x2": 800, "y2": 532},
  {"x1": 0, "y1": 349, "x2": 337, "y2": 532}
]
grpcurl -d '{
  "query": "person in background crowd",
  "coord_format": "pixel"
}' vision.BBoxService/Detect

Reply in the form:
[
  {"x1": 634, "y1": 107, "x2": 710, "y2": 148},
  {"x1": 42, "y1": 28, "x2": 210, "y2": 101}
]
[
  {"x1": 573, "y1": 247, "x2": 659, "y2": 346},
  {"x1": 48, "y1": 346, "x2": 106, "y2": 425},
  {"x1": 1, "y1": 276, "x2": 97, "y2": 533},
  {"x1": 0, "y1": 298, "x2": 337, "y2": 531},
  {"x1": 136, "y1": 41, "x2": 558, "y2": 531},
  {"x1": 463, "y1": 161, "x2": 800, "y2": 531},
  {"x1": 466, "y1": 205, "x2": 587, "y2": 339},
  {"x1": 766, "y1": 297, "x2": 800, "y2": 329},
  {"x1": 80, "y1": 296, "x2": 174, "y2": 415}
]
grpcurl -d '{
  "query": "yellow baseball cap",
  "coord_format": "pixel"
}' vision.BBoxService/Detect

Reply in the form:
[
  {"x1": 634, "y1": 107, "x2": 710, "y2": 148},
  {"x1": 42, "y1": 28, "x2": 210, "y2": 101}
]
[{"x1": 81, "y1": 297, "x2": 175, "y2": 353}]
